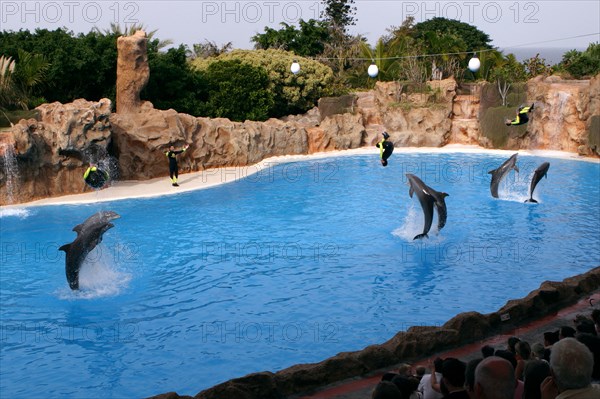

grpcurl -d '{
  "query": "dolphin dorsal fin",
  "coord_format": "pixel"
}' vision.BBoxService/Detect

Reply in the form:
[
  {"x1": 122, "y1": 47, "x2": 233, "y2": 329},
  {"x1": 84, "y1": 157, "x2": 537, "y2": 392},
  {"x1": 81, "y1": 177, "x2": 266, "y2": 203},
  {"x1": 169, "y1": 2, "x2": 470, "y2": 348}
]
[{"x1": 73, "y1": 223, "x2": 85, "y2": 235}]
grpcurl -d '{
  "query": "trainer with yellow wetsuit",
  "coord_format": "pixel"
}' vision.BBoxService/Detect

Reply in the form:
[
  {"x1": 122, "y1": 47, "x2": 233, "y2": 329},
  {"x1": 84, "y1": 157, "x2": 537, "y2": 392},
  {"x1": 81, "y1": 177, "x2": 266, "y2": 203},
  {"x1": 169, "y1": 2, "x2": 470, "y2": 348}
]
[
  {"x1": 505, "y1": 103, "x2": 535, "y2": 126},
  {"x1": 165, "y1": 144, "x2": 189, "y2": 187},
  {"x1": 83, "y1": 165, "x2": 110, "y2": 189},
  {"x1": 376, "y1": 132, "x2": 394, "y2": 167}
]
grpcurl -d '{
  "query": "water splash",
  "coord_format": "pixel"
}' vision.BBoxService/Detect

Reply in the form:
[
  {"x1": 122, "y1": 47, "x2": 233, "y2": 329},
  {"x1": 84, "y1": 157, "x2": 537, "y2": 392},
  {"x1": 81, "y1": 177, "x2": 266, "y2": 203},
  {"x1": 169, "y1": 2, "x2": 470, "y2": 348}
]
[
  {"x1": 392, "y1": 203, "x2": 446, "y2": 241},
  {"x1": 0, "y1": 207, "x2": 31, "y2": 218},
  {"x1": 0, "y1": 142, "x2": 19, "y2": 204},
  {"x1": 57, "y1": 243, "x2": 132, "y2": 300}
]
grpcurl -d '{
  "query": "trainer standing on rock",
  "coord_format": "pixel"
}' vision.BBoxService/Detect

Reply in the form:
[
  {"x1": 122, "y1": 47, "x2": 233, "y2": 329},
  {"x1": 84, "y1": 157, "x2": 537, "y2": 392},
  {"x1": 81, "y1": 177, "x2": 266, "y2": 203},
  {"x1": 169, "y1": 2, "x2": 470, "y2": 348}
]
[{"x1": 165, "y1": 144, "x2": 189, "y2": 187}]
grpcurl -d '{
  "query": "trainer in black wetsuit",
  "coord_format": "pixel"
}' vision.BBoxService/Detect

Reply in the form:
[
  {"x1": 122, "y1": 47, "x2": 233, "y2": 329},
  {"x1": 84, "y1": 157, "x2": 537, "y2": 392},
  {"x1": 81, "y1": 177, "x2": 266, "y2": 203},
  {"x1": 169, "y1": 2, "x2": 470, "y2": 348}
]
[
  {"x1": 165, "y1": 144, "x2": 189, "y2": 186},
  {"x1": 376, "y1": 132, "x2": 394, "y2": 167},
  {"x1": 506, "y1": 103, "x2": 534, "y2": 126},
  {"x1": 83, "y1": 165, "x2": 109, "y2": 189}
]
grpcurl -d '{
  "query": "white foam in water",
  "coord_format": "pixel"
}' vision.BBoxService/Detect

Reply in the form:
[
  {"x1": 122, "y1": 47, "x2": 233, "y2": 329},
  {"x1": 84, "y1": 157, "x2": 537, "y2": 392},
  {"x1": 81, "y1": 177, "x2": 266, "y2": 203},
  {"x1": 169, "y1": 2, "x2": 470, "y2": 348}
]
[
  {"x1": 57, "y1": 244, "x2": 131, "y2": 300},
  {"x1": 0, "y1": 207, "x2": 31, "y2": 218},
  {"x1": 497, "y1": 172, "x2": 529, "y2": 203}
]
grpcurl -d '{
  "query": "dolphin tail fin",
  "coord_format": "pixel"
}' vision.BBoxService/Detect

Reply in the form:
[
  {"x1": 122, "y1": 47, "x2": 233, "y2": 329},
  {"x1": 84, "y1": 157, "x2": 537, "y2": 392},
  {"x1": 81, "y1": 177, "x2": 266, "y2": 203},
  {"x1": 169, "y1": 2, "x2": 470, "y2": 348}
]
[
  {"x1": 413, "y1": 233, "x2": 429, "y2": 240},
  {"x1": 525, "y1": 198, "x2": 538, "y2": 203},
  {"x1": 59, "y1": 243, "x2": 71, "y2": 253}
]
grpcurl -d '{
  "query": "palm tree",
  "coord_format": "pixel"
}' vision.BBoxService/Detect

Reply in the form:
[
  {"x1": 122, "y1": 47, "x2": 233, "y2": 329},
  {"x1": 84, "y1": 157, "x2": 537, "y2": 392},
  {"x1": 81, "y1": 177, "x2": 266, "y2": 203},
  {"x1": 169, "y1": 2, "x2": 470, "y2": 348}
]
[
  {"x1": 0, "y1": 50, "x2": 49, "y2": 110},
  {"x1": 95, "y1": 23, "x2": 173, "y2": 51}
]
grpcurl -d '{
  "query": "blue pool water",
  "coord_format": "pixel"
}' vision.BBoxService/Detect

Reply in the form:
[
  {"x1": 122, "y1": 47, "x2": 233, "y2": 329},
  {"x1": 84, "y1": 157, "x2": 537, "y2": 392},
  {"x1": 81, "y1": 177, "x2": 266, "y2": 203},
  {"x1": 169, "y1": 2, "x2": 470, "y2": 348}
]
[{"x1": 1, "y1": 151, "x2": 599, "y2": 398}]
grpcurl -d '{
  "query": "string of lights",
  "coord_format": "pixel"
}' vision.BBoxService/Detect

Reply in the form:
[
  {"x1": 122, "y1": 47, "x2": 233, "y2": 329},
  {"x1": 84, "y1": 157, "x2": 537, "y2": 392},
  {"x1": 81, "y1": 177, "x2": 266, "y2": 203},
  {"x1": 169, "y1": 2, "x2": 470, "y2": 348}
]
[{"x1": 289, "y1": 32, "x2": 600, "y2": 77}]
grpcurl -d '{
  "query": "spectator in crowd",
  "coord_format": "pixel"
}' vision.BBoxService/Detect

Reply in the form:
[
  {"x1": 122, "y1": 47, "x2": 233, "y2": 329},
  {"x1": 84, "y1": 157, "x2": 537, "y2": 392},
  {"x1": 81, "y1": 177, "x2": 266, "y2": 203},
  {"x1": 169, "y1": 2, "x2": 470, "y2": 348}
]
[
  {"x1": 482, "y1": 345, "x2": 495, "y2": 358},
  {"x1": 440, "y1": 358, "x2": 469, "y2": 399},
  {"x1": 540, "y1": 337, "x2": 600, "y2": 399},
  {"x1": 531, "y1": 343, "x2": 546, "y2": 361},
  {"x1": 373, "y1": 381, "x2": 403, "y2": 399},
  {"x1": 522, "y1": 360, "x2": 550, "y2": 399},
  {"x1": 465, "y1": 358, "x2": 483, "y2": 399},
  {"x1": 591, "y1": 309, "x2": 600, "y2": 335},
  {"x1": 508, "y1": 337, "x2": 521, "y2": 355},
  {"x1": 495, "y1": 350, "x2": 524, "y2": 399},
  {"x1": 475, "y1": 356, "x2": 516, "y2": 399},
  {"x1": 576, "y1": 333, "x2": 600, "y2": 381},
  {"x1": 515, "y1": 341, "x2": 532, "y2": 381},
  {"x1": 559, "y1": 326, "x2": 576, "y2": 340},
  {"x1": 420, "y1": 358, "x2": 444, "y2": 399}
]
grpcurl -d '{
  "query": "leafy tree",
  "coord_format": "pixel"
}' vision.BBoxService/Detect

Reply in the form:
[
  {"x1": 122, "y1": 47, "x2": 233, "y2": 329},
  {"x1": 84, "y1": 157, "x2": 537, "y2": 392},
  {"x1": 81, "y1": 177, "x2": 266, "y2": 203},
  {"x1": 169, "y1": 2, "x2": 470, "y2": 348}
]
[
  {"x1": 252, "y1": 19, "x2": 330, "y2": 57},
  {"x1": 491, "y1": 53, "x2": 526, "y2": 106},
  {"x1": 192, "y1": 49, "x2": 334, "y2": 117},
  {"x1": 559, "y1": 43, "x2": 600, "y2": 79},
  {"x1": 201, "y1": 60, "x2": 273, "y2": 121},
  {"x1": 412, "y1": 17, "x2": 493, "y2": 52},
  {"x1": 0, "y1": 28, "x2": 118, "y2": 104},
  {"x1": 321, "y1": 0, "x2": 357, "y2": 31},
  {"x1": 0, "y1": 50, "x2": 49, "y2": 110},
  {"x1": 142, "y1": 44, "x2": 206, "y2": 115},
  {"x1": 523, "y1": 54, "x2": 552, "y2": 78}
]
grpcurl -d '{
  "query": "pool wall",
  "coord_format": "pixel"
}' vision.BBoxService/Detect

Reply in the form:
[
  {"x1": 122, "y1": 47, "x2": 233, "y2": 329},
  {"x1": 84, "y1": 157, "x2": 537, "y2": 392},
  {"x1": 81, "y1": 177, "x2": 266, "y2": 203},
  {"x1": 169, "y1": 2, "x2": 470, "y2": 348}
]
[{"x1": 149, "y1": 266, "x2": 600, "y2": 399}]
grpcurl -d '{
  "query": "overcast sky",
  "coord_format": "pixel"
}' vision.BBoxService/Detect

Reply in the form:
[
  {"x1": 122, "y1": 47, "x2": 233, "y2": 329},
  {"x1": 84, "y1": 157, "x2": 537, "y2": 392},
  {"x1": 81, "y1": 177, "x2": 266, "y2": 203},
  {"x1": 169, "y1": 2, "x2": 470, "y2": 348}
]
[{"x1": 1, "y1": 0, "x2": 599, "y2": 52}]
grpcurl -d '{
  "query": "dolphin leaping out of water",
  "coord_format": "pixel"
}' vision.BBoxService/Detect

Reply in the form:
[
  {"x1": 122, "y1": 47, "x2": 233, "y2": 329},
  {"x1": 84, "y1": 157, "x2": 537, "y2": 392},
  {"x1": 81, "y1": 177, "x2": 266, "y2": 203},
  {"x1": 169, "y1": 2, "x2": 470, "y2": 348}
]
[
  {"x1": 488, "y1": 153, "x2": 519, "y2": 198},
  {"x1": 525, "y1": 162, "x2": 550, "y2": 203},
  {"x1": 406, "y1": 174, "x2": 449, "y2": 240},
  {"x1": 59, "y1": 211, "x2": 120, "y2": 290}
]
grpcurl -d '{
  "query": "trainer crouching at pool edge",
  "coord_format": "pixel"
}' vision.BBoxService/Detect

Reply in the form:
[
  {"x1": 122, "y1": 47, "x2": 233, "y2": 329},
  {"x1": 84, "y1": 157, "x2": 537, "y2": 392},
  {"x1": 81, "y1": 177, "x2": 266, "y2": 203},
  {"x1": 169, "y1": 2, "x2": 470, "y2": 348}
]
[
  {"x1": 376, "y1": 132, "x2": 394, "y2": 167},
  {"x1": 165, "y1": 144, "x2": 189, "y2": 187}
]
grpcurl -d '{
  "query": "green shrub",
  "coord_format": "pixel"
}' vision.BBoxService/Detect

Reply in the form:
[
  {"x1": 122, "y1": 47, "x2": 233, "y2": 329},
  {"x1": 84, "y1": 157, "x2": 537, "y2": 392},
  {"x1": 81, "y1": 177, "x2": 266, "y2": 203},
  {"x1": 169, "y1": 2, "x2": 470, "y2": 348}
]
[
  {"x1": 200, "y1": 60, "x2": 274, "y2": 121},
  {"x1": 192, "y1": 49, "x2": 334, "y2": 117}
]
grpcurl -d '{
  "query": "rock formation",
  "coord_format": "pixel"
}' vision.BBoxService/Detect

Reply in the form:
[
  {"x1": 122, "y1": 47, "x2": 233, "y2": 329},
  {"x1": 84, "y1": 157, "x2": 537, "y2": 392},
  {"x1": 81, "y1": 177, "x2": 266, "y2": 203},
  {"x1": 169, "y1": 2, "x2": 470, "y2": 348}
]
[
  {"x1": 116, "y1": 30, "x2": 150, "y2": 114},
  {"x1": 1, "y1": 99, "x2": 112, "y2": 205},
  {"x1": 526, "y1": 75, "x2": 595, "y2": 155}
]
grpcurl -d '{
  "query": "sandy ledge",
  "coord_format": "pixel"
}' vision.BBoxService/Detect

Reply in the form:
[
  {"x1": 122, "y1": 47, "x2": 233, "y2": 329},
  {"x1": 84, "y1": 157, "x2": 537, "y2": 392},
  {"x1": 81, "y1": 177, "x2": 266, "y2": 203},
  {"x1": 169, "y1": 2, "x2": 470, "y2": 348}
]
[{"x1": 3, "y1": 145, "x2": 599, "y2": 209}]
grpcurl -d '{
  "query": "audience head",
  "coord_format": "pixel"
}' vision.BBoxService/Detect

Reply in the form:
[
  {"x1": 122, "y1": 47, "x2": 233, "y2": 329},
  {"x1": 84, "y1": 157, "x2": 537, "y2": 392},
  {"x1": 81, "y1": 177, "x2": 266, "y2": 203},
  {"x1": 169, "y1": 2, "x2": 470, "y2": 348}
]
[
  {"x1": 544, "y1": 331, "x2": 559, "y2": 346},
  {"x1": 397, "y1": 363, "x2": 413, "y2": 376},
  {"x1": 559, "y1": 326, "x2": 576, "y2": 339},
  {"x1": 391, "y1": 374, "x2": 419, "y2": 399},
  {"x1": 575, "y1": 318, "x2": 597, "y2": 336},
  {"x1": 481, "y1": 345, "x2": 495, "y2": 358},
  {"x1": 530, "y1": 343, "x2": 545, "y2": 360},
  {"x1": 494, "y1": 349, "x2": 517, "y2": 370},
  {"x1": 507, "y1": 337, "x2": 521, "y2": 354},
  {"x1": 474, "y1": 356, "x2": 516, "y2": 399},
  {"x1": 442, "y1": 358, "x2": 467, "y2": 389},
  {"x1": 415, "y1": 366, "x2": 426, "y2": 378},
  {"x1": 433, "y1": 357, "x2": 444, "y2": 373},
  {"x1": 372, "y1": 381, "x2": 403, "y2": 399},
  {"x1": 550, "y1": 337, "x2": 594, "y2": 391},
  {"x1": 515, "y1": 341, "x2": 531, "y2": 361}
]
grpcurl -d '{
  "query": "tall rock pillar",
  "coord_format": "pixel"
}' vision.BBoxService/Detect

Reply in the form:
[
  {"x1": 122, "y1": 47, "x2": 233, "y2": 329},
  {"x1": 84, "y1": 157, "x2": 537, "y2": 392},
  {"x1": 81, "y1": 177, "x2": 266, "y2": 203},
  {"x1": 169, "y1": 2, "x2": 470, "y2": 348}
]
[{"x1": 116, "y1": 30, "x2": 149, "y2": 113}]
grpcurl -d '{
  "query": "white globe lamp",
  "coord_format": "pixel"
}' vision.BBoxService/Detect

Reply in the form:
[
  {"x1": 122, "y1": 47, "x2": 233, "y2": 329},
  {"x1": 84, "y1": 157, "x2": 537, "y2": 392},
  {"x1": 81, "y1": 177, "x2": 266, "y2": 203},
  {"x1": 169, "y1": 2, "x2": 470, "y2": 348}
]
[
  {"x1": 290, "y1": 60, "x2": 300, "y2": 74},
  {"x1": 468, "y1": 55, "x2": 480, "y2": 73},
  {"x1": 368, "y1": 63, "x2": 379, "y2": 78}
]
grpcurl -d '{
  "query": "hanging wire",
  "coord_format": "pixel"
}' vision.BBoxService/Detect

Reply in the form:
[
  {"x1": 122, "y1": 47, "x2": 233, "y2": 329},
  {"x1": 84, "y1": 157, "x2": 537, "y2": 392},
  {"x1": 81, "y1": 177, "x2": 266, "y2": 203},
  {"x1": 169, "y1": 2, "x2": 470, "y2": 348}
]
[{"x1": 302, "y1": 32, "x2": 600, "y2": 62}]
